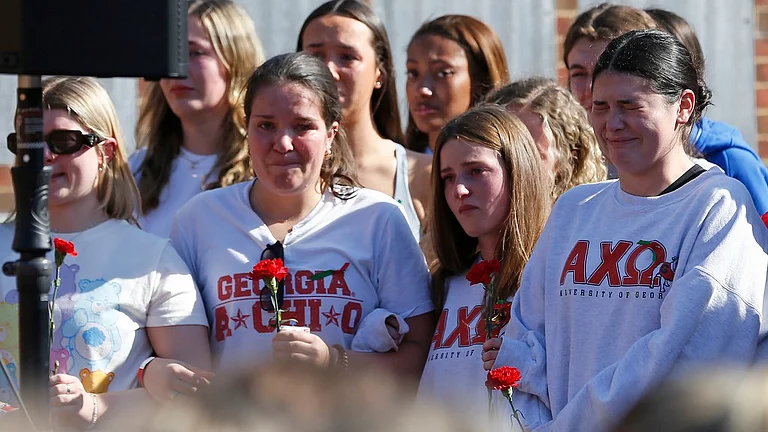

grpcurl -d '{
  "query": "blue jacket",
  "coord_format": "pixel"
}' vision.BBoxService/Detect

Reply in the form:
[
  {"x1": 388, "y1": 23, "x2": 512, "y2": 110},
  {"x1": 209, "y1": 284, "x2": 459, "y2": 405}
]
[{"x1": 692, "y1": 117, "x2": 768, "y2": 214}]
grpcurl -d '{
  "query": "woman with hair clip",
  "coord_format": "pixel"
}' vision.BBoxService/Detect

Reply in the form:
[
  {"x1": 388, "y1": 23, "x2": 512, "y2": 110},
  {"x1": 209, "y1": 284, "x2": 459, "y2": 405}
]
[
  {"x1": 487, "y1": 77, "x2": 607, "y2": 199},
  {"x1": 483, "y1": 30, "x2": 768, "y2": 431},
  {"x1": 130, "y1": 0, "x2": 265, "y2": 238},
  {"x1": 297, "y1": 0, "x2": 431, "y2": 239},
  {"x1": 0, "y1": 77, "x2": 210, "y2": 430},
  {"x1": 417, "y1": 104, "x2": 552, "y2": 430},
  {"x1": 160, "y1": 52, "x2": 432, "y2": 381},
  {"x1": 405, "y1": 15, "x2": 510, "y2": 154},
  {"x1": 646, "y1": 7, "x2": 768, "y2": 216}
]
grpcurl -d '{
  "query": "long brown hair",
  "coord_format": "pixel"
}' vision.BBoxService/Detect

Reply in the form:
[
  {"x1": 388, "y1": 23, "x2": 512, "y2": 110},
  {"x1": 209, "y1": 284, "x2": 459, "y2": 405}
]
[
  {"x1": 243, "y1": 52, "x2": 360, "y2": 199},
  {"x1": 297, "y1": 0, "x2": 403, "y2": 143},
  {"x1": 134, "y1": 0, "x2": 265, "y2": 213},
  {"x1": 429, "y1": 104, "x2": 550, "y2": 310},
  {"x1": 487, "y1": 78, "x2": 607, "y2": 199},
  {"x1": 405, "y1": 15, "x2": 510, "y2": 153}
]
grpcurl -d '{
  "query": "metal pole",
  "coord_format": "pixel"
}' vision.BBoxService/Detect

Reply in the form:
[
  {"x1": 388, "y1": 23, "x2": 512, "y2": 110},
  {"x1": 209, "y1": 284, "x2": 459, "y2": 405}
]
[{"x1": 2, "y1": 74, "x2": 52, "y2": 429}]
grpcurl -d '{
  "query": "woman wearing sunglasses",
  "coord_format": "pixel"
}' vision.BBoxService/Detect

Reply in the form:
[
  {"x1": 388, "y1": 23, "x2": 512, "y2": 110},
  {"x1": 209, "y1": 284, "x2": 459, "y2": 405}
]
[
  {"x1": 0, "y1": 77, "x2": 210, "y2": 430},
  {"x1": 163, "y1": 52, "x2": 432, "y2": 380}
]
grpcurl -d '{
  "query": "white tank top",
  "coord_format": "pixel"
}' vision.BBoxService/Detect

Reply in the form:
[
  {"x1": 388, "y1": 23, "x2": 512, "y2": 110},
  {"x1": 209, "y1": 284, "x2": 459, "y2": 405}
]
[{"x1": 393, "y1": 143, "x2": 421, "y2": 240}]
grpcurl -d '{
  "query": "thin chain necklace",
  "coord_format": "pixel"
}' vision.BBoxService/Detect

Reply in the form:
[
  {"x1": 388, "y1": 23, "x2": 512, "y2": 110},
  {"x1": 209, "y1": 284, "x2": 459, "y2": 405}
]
[{"x1": 178, "y1": 150, "x2": 207, "y2": 178}]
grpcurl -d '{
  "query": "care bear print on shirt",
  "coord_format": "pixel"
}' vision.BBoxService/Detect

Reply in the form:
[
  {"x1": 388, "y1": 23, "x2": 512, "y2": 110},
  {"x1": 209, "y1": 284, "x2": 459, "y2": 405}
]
[
  {"x1": 60, "y1": 277, "x2": 122, "y2": 393},
  {"x1": 0, "y1": 302, "x2": 20, "y2": 404},
  {"x1": 50, "y1": 263, "x2": 80, "y2": 373},
  {"x1": 80, "y1": 368, "x2": 115, "y2": 394}
]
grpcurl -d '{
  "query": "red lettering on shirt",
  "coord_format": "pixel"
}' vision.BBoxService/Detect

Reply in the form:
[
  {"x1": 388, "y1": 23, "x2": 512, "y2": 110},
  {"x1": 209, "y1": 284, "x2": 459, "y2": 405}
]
[
  {"x1": 587, "y1": 241, "x2": 632, "y2": 286},
  {"x1": 218, "y1": 275, "x2": 233, "y2": 301},
  {"x1": 561, "y1": 241, "x2": 589, "y2": 285}
]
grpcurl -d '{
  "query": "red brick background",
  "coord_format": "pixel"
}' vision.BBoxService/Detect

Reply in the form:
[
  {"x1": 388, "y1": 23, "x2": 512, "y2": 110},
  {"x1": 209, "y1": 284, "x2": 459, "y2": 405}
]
[{"x1": 756, "y1": 0, "x2": 768, "y2": 161}]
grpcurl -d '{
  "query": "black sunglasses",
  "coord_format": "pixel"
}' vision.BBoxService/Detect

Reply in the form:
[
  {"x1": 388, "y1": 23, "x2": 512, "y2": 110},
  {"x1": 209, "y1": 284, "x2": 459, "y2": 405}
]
[
  {"x1": 259, "y1": 241, "x2": 285, "y2": 313},
  {"x1": 7, "y1": 130, "x2": 101, "y2": 155}
]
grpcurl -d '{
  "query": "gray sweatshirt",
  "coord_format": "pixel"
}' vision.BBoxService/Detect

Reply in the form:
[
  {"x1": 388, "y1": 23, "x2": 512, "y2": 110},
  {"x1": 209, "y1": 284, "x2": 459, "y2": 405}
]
[{"x1": 495, "y1": 167, "x2": 768, "y2": 431}]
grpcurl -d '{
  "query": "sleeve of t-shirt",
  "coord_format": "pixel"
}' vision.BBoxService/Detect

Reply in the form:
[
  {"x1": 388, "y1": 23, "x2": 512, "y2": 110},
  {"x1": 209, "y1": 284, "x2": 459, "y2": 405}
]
[
  {"x1": 169, "y1": 211, "x2": 199, "y2": 285},
  {"x1": 146, "y1": 242, "x2": 209, "y2": 328},
  {"x1": 373, "y1": 205, "x2": 433, "y2": 318},
  {"x1": 534, "y1": 186, "x2": 768, "y2": 432}
]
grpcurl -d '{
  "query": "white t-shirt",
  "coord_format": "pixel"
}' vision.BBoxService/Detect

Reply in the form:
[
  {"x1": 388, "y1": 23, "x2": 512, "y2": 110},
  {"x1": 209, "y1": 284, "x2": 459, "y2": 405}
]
[
  {"x1": 0, "y1": 220, "x2": 208, "y2": 403},
  {"x1": 170, "y1": 180, "x2": 434, "y2": 370},
  {"x1": 130, "y1": 147, "x2": 218, "y2": 238},
  {"x1": 418, "y1": 272, "x2": 546, "y2": 431}
]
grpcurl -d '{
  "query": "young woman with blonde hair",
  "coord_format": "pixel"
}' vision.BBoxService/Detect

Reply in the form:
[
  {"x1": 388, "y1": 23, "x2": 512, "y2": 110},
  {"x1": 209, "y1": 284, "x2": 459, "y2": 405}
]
[
  {"x1": 418, "y1": 104, "x2": 552, "y2": 430},
  {"x1": 487, "y1": 77, "x2": 607, "y2": 199},
  {"x1": 0, "y1": 76, "x2": 210, "y2": 429},
  {"x1": 131, "y1": 0, "x2": 265, "y2": 237}
]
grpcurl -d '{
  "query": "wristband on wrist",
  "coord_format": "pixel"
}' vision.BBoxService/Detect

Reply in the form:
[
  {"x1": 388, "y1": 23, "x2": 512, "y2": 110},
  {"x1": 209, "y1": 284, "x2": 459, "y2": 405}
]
[
  {"x1": 332, "y1": 344, "x2": 348, "y2": 370},
  {"x1": 86, "y1": 393, "x2": 98, "y2": 430},
  {"x1": 137, "y1": 356, "x2": 156, "y2": 388}
]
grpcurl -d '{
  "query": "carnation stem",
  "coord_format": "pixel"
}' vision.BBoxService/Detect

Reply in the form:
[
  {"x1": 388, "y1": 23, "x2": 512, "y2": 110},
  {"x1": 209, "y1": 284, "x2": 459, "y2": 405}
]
[
  {"x1": 49, "y1": 267, "x2": 61, "y2": 375},
  {"x1": 269, "y1": 277, "x2": 282, "y2": 332},
  {"x1": 504, "y1": 390, "x2": 525, "y2": 431}
]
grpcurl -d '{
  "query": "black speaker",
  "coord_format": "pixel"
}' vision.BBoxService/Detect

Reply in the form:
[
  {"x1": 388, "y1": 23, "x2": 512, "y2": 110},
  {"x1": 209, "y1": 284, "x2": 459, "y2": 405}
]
[{"x1": 0, "y1": 0, "x2": 188, "y2": 79}]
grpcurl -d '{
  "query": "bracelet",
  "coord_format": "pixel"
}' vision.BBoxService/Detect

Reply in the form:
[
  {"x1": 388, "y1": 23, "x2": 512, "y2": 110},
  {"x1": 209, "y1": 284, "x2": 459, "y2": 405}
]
[
  {"x1": 332, "y1": 344, "x2": 348, "y2": 370},
  {"x1": 86, "y1": 393, "x2": 98, "y2": 430},
  {"x1": 137, "y1": 356, "x2": 156, "y2": 387}
]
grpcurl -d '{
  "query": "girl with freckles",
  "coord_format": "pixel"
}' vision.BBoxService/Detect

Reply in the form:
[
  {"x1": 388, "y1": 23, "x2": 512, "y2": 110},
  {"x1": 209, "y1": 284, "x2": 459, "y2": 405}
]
[
  {"x1": 417, "y1": 104, "x2": 552, "y2": 430},
  {"x1": 483, "y1": 30, "x2": 768, "y2": 431},
  {"x1": 162, "y1": 52, "x2": 433, "y2": 380}
]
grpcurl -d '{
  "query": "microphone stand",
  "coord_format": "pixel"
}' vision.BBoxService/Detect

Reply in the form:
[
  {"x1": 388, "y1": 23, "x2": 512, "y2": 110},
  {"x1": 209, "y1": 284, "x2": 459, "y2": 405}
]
[{"x1": 2, "y1": 75, "x2": 52, "y2": 430}]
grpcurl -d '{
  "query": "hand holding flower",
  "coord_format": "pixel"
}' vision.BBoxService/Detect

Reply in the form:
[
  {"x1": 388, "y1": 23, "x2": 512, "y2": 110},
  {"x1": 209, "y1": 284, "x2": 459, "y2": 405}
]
[
  {"x1": 482, "y1": 337, "x2": 503, "y2": 371},
  {"x1": 49, "y1": 373, "x2": 94, "y2": 429},
  {"x1": 272, "y1": 329, "x2": 333, "y2": 367}
]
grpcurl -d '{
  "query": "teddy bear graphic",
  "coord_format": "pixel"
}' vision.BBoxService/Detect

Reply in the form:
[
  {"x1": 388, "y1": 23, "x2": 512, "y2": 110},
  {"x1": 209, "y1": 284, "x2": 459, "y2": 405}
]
[
  {"x1": 80, "y1": 368, "x2": 115, "y2": 394},
  {"x1": 50, "y1": 263, "x2": 80, "y2": 373},
  {"x1": 59, "y1": 277, "x2": 122, "y2": 393},
  {"x1": 0, "y1": 302, "x2": 20, "y2": 404}
]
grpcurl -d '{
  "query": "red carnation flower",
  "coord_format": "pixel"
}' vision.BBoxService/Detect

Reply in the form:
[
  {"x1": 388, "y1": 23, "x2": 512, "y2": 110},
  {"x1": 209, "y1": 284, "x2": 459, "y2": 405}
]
[
  {"x1": 251, "y1": 258, "x2": 289, "y2": 283},
  {"x1": 53, "y1": 238, "x2": 77, "y2": 257},
  {"x1": 466, "y1": 259, "x2": 501, "y2": 286},
  {"x1": 762, "y1": 212, "x2": 768, "y2": 229},
  {"x1": 485, "y1": 366, "x2": 522, "y2": 391}
]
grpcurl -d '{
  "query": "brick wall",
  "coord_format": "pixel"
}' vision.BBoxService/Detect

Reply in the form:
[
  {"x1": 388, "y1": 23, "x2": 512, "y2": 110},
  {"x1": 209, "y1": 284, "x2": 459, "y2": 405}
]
[
  {"x1": 555, "y1": 0, "x2": 579, "y2": 86},
  {"x1": 756, "y1": 0, "x2": 768, "y2": 161}
]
